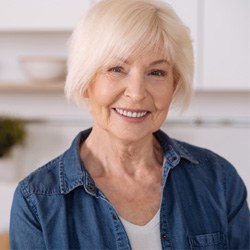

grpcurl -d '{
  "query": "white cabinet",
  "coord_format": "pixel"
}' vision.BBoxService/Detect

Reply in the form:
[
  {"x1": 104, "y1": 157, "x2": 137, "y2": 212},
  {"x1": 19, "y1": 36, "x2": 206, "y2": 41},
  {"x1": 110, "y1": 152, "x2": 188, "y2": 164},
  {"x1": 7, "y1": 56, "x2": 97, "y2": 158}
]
[
  {"x1": 0, "y1": 0, "x2": 93, "y2": 31},
  {"x1": 202, "y1": 0, "x2": 250, "y2": 90},
  {"x1": 166, "y1": 0, "x2": 250, "y2": 91},
  {"x1": 164, "y1": 0, "x2": 198, "y2": 43}
]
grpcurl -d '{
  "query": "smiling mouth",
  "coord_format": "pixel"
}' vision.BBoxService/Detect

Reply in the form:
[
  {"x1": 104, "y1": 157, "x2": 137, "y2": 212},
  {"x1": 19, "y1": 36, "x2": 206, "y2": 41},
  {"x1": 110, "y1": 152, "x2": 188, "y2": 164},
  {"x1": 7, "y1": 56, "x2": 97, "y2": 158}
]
[{"x1": 114, "y1": 108, "x2": 149, "y2": 118}]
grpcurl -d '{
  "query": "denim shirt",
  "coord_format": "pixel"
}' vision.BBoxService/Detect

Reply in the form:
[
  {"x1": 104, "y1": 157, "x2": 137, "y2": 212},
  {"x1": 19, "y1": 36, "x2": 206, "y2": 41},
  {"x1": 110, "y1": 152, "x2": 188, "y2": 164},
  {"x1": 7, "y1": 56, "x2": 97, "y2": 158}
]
[{"x1": 10, "y1": 128, "x2": 250, "y2": 249}]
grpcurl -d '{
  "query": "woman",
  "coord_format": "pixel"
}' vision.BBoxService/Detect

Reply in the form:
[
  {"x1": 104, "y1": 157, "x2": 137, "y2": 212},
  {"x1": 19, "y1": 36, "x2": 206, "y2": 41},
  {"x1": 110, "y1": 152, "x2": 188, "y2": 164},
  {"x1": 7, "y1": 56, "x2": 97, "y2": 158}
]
[{"x1": 10, "y1": 0, "x2": 249, "y2": 249}]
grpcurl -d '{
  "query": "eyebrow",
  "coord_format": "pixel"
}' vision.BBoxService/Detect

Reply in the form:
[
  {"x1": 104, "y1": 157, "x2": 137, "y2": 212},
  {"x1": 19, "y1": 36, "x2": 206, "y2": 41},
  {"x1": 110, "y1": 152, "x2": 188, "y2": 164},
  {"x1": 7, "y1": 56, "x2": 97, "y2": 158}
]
[
  {"x1": 149, "y1": 59, "x2": 170, "y2": 66},
  {"x1": 114, "y1": 58, "x2": 170, "y2": 66}
]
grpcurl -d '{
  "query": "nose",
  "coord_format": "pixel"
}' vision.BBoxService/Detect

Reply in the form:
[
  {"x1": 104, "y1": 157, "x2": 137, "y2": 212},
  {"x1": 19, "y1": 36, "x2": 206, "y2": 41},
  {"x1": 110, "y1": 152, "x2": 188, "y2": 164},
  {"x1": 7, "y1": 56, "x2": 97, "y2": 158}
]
[{"x1": 124, "y1": 74, "x2": 147, "y2": 102}]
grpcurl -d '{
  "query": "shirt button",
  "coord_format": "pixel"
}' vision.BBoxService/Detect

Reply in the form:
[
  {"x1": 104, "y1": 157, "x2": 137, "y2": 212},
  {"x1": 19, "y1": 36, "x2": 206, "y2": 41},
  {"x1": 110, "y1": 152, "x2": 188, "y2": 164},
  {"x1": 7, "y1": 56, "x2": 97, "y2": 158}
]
[
  {"x1": 87, "y1": 186, "x2": 95, "y2": 193},
  {"x1": 112, "y1": 213, "x2": 118, "y2": 220},
  {"x1": 161, "y1": 233, "x2": 168, "y2": 240},
  {"x1": 172, "y1": 156, "x2": 178, "y2": 161}
]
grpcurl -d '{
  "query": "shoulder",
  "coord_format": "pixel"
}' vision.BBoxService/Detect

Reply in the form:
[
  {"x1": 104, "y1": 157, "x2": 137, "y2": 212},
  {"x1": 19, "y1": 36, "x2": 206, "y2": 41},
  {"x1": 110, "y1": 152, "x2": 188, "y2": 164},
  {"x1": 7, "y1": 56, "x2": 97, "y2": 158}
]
[
  {"x1": 174, "y1": 138, "x2": 229, "y2": 164},
  {"x1": 156, "y1": 129, "x2": 234, "y2": 170},
  {"x1": 170, "y1": 137, "x2": 248, "y2": 203},
  {"x1": 156, "y1": 128, "x2": 242, "y2": 184},
  {"x1": 18, "y1": 154, "x2": 63, "y2": 198},
  {"x1": 173, "y1": 138, "x2": 238, "y2": 176},
  {"x1": 17, "y1": 129, "x2": 91, "y2": 198},
  {"x1": 171, "y1": 138, "x2": 247, "y2": 194}
]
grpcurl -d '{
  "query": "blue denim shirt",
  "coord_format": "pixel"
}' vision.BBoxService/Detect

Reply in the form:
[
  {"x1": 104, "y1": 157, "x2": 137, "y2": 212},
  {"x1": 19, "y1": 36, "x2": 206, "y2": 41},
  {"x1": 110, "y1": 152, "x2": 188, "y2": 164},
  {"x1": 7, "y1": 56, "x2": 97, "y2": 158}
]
[{"x1": 10, "y1": 128, "x2": 250, "y2": 249}]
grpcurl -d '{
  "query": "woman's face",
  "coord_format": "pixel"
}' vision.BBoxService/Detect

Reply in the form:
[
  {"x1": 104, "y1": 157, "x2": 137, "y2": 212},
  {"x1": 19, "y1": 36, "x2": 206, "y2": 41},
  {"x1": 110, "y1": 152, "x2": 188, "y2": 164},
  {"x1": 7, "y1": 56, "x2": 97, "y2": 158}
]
[{"x1": 85, "y1": 50, "x2": 176, "y2": 142}]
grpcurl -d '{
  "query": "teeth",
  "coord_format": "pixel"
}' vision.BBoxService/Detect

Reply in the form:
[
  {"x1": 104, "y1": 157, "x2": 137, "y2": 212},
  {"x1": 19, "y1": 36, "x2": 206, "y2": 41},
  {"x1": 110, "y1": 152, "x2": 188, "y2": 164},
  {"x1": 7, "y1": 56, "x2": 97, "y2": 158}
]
[{"x1": 115, "y1": 108, "x2": 147, "y2": 118}]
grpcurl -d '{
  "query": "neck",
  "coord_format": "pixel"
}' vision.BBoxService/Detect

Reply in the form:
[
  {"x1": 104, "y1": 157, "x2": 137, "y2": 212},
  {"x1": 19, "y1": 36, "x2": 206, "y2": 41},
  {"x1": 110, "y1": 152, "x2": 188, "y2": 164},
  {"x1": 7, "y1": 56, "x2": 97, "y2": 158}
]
[{"x1": 80, "y1": 127, "x2": 163, "y2": 178}]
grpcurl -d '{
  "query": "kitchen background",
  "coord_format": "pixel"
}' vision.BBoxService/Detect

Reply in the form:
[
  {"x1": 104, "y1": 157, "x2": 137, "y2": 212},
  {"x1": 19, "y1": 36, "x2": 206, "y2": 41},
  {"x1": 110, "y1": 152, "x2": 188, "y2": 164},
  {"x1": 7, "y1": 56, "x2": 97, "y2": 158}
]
[{"x1": 0, "y1": 0, "x2": 249, "y2": 247}]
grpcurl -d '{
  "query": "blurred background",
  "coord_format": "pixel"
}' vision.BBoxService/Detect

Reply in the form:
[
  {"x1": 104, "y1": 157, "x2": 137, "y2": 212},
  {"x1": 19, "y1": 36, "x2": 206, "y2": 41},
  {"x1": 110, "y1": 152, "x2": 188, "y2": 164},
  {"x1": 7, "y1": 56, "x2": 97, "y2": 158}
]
[{"x1": 0, "y1": 0, "x2": 249, "y2": 248}]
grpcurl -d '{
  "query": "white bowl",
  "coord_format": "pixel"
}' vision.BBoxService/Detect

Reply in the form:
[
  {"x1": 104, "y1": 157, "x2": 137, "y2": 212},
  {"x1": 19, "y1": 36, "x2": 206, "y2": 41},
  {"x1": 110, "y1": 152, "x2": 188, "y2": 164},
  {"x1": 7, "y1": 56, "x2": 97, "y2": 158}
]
[{"x1": 20, "y1": 57, "x2": 66, "y2": 83}]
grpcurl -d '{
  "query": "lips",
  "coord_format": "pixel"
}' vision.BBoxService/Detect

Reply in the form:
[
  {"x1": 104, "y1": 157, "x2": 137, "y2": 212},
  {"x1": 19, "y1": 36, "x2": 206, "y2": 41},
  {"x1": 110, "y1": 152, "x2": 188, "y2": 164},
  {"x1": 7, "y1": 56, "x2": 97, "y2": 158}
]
[{"x1": 114, "y1": 108, "x2": 149, "y2": 118}]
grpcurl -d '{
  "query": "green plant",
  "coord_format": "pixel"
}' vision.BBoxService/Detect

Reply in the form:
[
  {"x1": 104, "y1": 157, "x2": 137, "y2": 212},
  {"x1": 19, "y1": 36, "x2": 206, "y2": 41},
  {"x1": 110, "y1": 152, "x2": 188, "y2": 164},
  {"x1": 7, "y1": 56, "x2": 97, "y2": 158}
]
[{"x1": 0, "y1": 116, "x2": 26, "y2": 158}]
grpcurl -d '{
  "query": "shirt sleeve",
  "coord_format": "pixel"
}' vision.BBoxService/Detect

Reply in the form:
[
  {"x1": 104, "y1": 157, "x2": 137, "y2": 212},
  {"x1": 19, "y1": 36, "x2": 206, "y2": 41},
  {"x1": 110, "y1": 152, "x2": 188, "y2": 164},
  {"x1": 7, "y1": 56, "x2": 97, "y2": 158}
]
[
  {"x1": 225, "y1": 161, "x2": 250, "y2": 249},
  {"x1": 9, "y1": 183, "x2": 46, "y2": 249}
]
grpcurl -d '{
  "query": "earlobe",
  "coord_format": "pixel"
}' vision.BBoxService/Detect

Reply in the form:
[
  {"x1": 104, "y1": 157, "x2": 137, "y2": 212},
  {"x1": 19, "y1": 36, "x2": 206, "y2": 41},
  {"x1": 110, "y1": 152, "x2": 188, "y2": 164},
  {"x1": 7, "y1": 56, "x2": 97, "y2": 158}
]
[{"x1": 83, "y1": 91, "x2": 88, "y2": 98}]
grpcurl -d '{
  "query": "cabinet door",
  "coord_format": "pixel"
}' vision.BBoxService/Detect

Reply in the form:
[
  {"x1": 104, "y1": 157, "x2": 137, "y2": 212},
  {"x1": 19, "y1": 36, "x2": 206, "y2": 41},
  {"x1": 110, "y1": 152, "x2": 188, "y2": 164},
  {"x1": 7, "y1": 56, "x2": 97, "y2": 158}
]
[
  {"x1": 165, "y1": 0, "x2": 198, "y2": 41},
  {"x1": 0, "y1": 0, "x2": 92, "y2": 31},
  {"x1": 202, "y1": 0, "x2": 250, "y2": 90}
]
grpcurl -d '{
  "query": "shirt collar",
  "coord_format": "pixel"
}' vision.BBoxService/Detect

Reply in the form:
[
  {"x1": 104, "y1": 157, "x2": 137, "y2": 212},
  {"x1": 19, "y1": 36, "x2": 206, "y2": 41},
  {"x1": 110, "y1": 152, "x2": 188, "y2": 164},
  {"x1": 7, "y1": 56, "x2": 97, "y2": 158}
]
[
  {"x1": 59, "y1": 128, "x2": 91, "y2": 194},
  {"x1": 154, "y1": 130, "x2": 199, "y2": 167},
  {"x1": 59, "y1": 128, "x2": 199, "y2": 194}
]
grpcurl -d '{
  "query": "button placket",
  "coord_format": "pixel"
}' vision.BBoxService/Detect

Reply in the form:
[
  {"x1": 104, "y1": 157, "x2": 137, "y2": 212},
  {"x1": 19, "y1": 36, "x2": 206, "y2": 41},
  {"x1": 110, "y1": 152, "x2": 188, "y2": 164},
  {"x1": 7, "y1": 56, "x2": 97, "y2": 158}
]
[{"x1": 108, "y1": 208, "x2": 131, "y2": 250}]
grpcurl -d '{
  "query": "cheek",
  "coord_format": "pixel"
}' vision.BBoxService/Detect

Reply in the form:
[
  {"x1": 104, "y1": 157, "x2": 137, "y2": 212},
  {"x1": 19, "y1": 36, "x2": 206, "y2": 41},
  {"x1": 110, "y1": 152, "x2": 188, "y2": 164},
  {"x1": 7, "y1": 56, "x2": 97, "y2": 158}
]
[
  {"x1": 88, "y1": 84, "x2": 113, "y2": 106},
  {"x1": 157, "y1": 97, "x2": 172, "y2": 112},
  {"x1": 153, "y1": 86, "x2": 174, "y2": 111},
  {"x1": 90, "y1": 76, "x2": 123, "y2": 105}
]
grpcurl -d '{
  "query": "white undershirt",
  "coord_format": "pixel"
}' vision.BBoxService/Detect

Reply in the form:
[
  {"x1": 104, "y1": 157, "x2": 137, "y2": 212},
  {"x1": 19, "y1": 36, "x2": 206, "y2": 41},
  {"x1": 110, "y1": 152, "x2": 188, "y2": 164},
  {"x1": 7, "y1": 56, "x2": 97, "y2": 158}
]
[{"x1": 120, "y1": 210, "x2": 162, "y2": 250}]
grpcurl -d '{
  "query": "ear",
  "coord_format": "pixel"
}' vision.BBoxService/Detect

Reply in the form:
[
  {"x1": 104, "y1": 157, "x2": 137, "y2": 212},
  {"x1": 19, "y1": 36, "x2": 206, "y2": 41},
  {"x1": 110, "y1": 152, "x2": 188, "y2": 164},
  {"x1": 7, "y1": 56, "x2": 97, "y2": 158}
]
[
  {"x1": 83, "y1": 77, "x2": 95, "y2": 98},
  {"x1": 173, "y1": 68, "x2": 180, "y2": 92},
  {"x1": 83, "y1": 82, "x2": 93, "y2": 98},
  {"x1": 83, "y1": 88, "x2": 89, "y2": 98}
]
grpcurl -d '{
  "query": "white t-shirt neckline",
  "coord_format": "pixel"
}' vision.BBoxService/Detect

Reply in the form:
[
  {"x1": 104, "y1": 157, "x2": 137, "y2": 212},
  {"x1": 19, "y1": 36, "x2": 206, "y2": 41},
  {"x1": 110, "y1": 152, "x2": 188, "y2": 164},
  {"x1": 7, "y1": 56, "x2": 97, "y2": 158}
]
[{"x1": 120, "y1": 210, "x2": 162, "y2": 250}]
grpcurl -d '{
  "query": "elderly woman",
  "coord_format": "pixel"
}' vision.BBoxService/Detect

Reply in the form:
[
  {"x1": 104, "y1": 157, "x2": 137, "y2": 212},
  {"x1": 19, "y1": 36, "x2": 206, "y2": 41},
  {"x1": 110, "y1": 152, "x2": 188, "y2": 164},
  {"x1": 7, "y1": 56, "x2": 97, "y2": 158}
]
[{"x1": 10, "y1": 0, "x2": 249, "y2": 249}]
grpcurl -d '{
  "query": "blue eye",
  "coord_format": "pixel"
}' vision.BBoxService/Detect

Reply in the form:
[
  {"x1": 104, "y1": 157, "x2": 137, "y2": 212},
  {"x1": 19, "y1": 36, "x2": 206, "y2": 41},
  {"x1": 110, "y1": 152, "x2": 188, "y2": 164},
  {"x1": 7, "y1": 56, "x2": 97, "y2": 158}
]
[{"x1": 150, "y1": 70, "x2": 166, "y2": 77}]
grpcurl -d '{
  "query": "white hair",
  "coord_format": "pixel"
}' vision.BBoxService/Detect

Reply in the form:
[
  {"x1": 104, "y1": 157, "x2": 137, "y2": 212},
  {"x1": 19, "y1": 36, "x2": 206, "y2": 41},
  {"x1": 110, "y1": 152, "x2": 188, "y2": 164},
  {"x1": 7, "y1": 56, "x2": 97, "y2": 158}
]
[{"x1": 65, "y1": 0, "x2": 194, "y2": 109}]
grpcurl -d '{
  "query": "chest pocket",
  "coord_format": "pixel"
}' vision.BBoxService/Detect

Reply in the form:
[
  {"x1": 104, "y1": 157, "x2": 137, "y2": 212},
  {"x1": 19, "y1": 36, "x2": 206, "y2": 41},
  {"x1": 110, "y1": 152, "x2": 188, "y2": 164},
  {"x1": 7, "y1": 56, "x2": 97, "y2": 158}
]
[{"x1": 188, "y1": 232, "x2": 227, "y2": 250}]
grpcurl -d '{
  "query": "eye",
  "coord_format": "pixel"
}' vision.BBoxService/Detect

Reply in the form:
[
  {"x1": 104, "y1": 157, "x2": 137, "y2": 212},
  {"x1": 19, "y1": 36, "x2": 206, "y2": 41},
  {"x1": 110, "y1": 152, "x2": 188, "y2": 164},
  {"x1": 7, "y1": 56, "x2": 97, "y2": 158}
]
[
  {"x1": 108, "y1": 66, "x2": 123, "y2": 73},
  {"x1": 149, "y1": 70, "x2": 167, "y2": 77}
]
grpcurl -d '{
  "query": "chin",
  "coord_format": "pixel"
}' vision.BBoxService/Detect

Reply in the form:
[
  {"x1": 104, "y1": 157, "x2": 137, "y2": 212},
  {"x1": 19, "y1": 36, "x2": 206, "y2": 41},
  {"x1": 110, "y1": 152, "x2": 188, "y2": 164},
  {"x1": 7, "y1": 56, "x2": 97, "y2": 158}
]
[{"x1": 109, "y1": 126, "x2": 156, "y2": 143}]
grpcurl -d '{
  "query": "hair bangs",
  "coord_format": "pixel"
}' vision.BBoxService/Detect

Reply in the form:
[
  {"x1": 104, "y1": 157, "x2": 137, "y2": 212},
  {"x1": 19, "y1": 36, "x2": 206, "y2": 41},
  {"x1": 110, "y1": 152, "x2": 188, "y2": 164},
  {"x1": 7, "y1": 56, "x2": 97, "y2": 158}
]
[{"x1": 98, "y1": 11, "x2": 172, "y2": 68}]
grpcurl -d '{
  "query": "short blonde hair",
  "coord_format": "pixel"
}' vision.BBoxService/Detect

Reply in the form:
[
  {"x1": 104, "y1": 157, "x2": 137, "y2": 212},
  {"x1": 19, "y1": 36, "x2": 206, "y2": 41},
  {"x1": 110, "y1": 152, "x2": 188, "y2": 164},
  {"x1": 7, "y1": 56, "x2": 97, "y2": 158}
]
[{"x1": 65, "y1": 0, "x2": 194, "y2": 109}]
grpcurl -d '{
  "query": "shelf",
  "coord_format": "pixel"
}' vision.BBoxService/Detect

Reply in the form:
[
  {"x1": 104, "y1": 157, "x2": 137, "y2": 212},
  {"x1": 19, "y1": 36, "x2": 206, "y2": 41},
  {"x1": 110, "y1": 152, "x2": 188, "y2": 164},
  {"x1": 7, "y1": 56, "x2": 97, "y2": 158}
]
[
  {"x1": 194, "y1": 86, "x2": 250, "y2": 93},
  {"x1": 0, "y1": 82, "x2": 64, "y2": 93}
]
